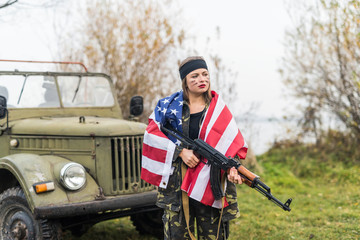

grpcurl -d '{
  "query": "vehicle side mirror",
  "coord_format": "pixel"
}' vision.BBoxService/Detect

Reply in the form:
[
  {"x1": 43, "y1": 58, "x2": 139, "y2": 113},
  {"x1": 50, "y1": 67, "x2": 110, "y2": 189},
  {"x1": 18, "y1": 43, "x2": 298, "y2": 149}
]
[
  {"x1": 0, "y1": 95, "x2": 7, "y2": 119},
  {"x1": 129, "y1": 96, "x2": 143, "y2": 117}
]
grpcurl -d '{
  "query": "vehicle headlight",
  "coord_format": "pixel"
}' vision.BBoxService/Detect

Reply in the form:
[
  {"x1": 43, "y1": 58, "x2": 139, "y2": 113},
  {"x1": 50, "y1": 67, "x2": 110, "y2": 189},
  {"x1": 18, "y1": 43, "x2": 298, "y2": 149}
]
[{"x1": 60, "y1": 163, "x2": 86, "y2": 190}]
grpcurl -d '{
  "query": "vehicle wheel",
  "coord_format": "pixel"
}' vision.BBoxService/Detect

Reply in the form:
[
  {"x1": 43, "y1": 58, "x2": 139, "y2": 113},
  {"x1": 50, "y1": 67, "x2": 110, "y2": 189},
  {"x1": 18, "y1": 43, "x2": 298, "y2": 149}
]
[
  {"x1": 0, "y1": 187, "x2": 62, "y2": 240},
  {"x1": 131, "y1": 209, "x2": 164, "y2": 239}
]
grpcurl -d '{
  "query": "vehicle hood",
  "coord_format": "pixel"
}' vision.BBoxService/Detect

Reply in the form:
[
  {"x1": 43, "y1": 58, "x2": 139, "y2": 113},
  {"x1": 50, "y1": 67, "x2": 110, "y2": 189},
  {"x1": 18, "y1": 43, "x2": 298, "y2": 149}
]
[{"x1": 9, "y1": 116, "x2": 147, "y2": 136}]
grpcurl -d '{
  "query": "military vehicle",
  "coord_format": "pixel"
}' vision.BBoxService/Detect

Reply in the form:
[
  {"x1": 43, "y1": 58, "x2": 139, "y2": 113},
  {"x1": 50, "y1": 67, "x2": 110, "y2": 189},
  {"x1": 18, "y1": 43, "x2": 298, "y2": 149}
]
[{"x1": 0, "y1": 60, "x2": 162, "y2": 239}]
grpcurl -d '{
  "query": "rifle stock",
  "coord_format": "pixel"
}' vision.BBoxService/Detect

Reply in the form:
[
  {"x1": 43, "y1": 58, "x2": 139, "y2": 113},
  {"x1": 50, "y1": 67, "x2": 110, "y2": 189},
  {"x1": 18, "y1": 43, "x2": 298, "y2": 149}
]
[{"x1": 161, "y1": 125, "x2": 292, "y2": 212}]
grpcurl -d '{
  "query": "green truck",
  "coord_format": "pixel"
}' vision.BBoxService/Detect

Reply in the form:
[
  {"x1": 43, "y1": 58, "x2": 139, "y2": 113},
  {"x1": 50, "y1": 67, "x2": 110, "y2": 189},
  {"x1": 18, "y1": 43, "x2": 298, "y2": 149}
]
[{"x1": 0, "y1": 61, "x2": 162, "y2": 239}]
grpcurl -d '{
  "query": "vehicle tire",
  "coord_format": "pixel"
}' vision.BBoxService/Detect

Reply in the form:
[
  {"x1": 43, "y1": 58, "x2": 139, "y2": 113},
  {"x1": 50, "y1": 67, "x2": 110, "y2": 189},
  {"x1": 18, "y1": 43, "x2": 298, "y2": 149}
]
[
  {"x1": 131, "y1": 209, "x2": 164, "y2": 239},
  {"x1": 0, "y1": 187, "x2": 62, "y2": 240}
]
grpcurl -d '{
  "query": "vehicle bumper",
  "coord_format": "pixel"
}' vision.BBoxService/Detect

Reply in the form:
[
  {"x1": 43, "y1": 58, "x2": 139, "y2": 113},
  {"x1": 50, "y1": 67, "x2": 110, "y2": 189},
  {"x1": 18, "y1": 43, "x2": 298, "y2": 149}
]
[{"x1": 33, "y1": 190, "x2": 158, "y2": 219}]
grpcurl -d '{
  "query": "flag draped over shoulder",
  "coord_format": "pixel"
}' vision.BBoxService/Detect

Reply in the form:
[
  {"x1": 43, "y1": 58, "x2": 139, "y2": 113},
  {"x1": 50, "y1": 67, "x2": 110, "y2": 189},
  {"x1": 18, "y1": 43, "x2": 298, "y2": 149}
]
[
  {"x1": 141, "y1": 91, "x2": 184, "y2": 189},
  {"x1": 181, "y1": 91, "x2": 247, "y2": 209},
  {"x1": 141, "y1": 90, "x2": 247, "y2": 209}
]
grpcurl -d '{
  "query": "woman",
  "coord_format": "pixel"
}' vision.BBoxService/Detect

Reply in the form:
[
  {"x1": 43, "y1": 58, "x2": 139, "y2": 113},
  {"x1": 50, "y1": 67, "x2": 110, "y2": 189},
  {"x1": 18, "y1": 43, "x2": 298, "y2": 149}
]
[{"x1": 141, "y1": 56, "x2": 247, "y2": 239}]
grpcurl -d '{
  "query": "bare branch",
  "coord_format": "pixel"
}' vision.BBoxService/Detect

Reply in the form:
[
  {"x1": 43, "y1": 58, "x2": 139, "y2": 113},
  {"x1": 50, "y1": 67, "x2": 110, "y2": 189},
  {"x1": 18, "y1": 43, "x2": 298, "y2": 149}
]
[{"x1": 0, "y1": 0, "x2": 17, "y2": 9}]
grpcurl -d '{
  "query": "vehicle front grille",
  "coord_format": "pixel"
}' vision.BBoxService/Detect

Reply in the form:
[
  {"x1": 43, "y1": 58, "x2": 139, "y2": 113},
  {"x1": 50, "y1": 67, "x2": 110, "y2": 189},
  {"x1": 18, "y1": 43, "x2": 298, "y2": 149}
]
[{"x1": 110, "y1": 135, "x2": 154, "y2": 194}]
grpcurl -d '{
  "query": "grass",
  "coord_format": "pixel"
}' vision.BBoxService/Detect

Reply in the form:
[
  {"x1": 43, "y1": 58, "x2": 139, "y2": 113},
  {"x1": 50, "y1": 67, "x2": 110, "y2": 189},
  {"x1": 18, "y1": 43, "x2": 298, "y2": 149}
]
[
  {"x1": 228, "y1": 180, "x2": 359, "y2": 240},
  {"x1": 63, "y1": 144, "x2": 360, "y2": 240}
]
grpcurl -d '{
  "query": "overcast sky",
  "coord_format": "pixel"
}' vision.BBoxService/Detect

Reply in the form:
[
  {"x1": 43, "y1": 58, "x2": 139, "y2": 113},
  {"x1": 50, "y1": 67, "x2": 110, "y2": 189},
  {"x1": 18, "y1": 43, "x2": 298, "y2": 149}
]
[
  {"x1": 180, "y1": 0, "x2": 292, "y2": 116},
  {"x1": 0, "y1": 0, "x2": 294, "y2": 153},
  {"x1": 178, "y1": 0, "x2": 295, "y2": 153}
]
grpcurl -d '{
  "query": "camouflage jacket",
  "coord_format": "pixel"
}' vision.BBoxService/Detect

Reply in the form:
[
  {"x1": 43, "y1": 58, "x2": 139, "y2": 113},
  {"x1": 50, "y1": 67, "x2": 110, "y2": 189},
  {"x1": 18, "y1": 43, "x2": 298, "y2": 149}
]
[{"x1": 156, "y1": 100, "x2": 241, "y2": 222}]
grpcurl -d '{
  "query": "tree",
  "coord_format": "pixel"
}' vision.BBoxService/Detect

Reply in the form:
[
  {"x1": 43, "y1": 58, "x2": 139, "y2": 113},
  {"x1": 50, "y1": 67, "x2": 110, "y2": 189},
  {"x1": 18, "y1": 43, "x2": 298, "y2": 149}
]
[
  {"x1": 57, "y1": 0, "x2": 185, "y2": 121},
  {"x1": 281, "y1": 0, "x2": 360, "y2": 140}
]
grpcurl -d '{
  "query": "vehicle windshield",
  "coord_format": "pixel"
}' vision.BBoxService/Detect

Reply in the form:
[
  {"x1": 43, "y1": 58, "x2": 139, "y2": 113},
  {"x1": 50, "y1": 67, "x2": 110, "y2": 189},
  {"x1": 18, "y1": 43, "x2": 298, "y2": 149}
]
[{"x1": 0, "y1": 74, "x2": 115, "y2": 108}]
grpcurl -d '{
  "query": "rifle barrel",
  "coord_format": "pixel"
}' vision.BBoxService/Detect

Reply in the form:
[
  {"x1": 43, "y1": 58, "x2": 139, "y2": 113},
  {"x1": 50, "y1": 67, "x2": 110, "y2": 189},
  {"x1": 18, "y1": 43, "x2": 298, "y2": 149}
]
[{"x1": 253, "y1": 181, "x2": 292, "y2": 211}]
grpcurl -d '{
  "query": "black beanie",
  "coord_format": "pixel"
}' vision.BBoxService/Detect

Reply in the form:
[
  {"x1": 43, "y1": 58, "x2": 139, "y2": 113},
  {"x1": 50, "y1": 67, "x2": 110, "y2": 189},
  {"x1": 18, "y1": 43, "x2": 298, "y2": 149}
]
[{"x1": 179, "y1": 59, "x2": 208, "y2": 80}]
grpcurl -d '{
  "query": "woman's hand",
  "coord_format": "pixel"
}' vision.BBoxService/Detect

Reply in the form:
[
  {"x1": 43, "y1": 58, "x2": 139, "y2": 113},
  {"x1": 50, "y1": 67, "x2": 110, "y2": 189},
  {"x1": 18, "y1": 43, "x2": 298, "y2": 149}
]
[
  {"x1": 227, "y1": 167, "x2": 243, "y2": 184},
  {"x1": 179, "y1": 148, "x2": 200, "y2": 168}
]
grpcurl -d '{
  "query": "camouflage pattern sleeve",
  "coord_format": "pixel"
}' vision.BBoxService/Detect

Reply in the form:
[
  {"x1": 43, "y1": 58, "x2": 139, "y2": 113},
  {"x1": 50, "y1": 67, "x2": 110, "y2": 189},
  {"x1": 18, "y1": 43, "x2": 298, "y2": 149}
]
[
  {"x1": 156, "y1": 159, "x2": 182, "y2": 212},
  {"x1": 222, "y1": 181, "x2": 240, "y2": 222}
]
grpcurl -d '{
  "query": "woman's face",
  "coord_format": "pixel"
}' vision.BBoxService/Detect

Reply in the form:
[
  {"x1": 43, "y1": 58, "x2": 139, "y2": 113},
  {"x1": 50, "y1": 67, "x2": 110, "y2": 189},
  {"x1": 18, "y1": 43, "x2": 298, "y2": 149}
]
[{"x1": 185, "y1": 68, "x2": 210, "y2": 96}]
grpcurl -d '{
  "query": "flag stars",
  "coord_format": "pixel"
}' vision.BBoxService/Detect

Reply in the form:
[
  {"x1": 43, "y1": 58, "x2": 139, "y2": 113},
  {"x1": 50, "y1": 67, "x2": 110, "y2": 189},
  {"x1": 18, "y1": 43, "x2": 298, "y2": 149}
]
[
  {"x1": 162, "y1": 98, "x2": 170, "y2": 104},
  {"x1": 161, "y1": 108, "x2": 167, "y2": 115},
  {"x1": 170, "y1": 109, "x2": 179, "y2": 116},
  {"x1": 178, "y1": 101, "x2": 183, "y2": 106}
]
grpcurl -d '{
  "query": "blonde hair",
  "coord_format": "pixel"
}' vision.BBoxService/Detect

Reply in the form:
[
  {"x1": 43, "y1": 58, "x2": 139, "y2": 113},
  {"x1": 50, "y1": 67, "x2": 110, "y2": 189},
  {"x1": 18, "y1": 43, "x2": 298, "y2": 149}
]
[{"x1": 179, "y1": 56, "x2": 212, "y2": 104}]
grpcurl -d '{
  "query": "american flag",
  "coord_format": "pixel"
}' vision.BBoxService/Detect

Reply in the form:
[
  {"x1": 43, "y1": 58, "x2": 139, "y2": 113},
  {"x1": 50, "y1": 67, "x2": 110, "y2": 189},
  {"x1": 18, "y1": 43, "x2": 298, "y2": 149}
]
[
  {"x1": 141, "y1": 91, "x2": 183, "y2": 188},
  {"x1": 141, "y1": 91, "x2": 247, "y2": 208}
]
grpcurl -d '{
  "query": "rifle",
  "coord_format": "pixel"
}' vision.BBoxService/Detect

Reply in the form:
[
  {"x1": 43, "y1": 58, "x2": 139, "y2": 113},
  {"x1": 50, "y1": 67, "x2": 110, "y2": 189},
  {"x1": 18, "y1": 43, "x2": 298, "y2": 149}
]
[{"x1": 161, "y1": 125, "x2": 292, "y2": 212}]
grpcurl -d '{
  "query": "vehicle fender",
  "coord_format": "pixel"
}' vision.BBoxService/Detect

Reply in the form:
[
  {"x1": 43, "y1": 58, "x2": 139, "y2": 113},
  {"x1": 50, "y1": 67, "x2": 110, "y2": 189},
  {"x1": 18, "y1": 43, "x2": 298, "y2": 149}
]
[{"x1": 0, "y1": 153, "x2": 100, "y2": 212}]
